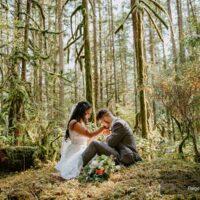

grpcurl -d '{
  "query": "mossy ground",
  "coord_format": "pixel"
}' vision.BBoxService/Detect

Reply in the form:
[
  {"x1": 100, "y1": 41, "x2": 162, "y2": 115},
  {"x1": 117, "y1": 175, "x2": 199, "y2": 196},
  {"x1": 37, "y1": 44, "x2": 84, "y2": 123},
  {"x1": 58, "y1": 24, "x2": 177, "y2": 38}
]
[{"x1": 1, "y1": 158, "x2": 200, "y2": 200}]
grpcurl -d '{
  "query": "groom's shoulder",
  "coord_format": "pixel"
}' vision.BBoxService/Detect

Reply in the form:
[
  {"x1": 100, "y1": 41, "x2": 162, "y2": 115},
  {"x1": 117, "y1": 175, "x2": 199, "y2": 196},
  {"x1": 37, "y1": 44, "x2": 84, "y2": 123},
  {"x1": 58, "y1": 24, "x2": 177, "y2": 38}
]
[
  {"x1": 112, "y1": 117, "x2": 126, "y2": 127},
  {"x1": 112, "y1": 117, "x2": 131, "y2": 130}
]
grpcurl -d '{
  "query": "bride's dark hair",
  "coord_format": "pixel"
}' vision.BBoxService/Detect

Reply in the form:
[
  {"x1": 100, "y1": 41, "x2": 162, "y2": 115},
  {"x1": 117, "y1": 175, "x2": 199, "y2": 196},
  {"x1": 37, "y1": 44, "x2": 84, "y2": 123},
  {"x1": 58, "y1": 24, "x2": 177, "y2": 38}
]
[{"x1": 65, "y1": 101, "x2": 92, "y2": 140}]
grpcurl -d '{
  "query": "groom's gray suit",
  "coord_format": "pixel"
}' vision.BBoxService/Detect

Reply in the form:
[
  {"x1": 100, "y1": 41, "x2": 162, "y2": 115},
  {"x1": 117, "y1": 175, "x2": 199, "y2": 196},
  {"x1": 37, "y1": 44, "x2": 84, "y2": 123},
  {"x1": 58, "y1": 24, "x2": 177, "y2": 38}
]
[{"x1": 82, "y1": 117, "x2": 142, "y2": 166}]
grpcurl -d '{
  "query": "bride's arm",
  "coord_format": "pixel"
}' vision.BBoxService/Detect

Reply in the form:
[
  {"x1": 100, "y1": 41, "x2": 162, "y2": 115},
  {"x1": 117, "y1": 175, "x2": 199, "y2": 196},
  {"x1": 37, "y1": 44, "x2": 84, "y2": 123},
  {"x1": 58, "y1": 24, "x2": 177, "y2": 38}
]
[{"x1": 69, "y1": 120, "x2": 105, "y2": 138}]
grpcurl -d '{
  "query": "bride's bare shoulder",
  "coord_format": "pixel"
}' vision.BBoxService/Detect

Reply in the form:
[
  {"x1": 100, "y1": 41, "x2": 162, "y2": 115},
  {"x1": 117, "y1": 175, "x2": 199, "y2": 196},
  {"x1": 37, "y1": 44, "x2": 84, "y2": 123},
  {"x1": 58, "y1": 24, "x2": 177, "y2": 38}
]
[{"x1": 69, "y1": 119, "x2": 78, "y2": 129}]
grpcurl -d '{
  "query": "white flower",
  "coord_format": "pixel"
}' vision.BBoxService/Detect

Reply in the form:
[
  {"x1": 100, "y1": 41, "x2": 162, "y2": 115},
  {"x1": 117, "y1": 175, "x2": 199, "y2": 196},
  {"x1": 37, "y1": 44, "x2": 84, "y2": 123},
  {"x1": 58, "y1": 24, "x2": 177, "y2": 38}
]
[
  {"x1": 90, "y1": 160, "x2": 99, "y2": 168},
  {"x1": 115, "y1": 165, "x2": 121, "y2": 170}
]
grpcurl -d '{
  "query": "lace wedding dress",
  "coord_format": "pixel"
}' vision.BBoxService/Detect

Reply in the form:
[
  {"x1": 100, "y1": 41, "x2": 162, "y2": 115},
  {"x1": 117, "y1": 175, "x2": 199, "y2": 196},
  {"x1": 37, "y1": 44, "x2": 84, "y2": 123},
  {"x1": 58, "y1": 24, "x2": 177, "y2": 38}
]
[{"x1": 56, "y1": 127, "x2": 88, "y2": 180}]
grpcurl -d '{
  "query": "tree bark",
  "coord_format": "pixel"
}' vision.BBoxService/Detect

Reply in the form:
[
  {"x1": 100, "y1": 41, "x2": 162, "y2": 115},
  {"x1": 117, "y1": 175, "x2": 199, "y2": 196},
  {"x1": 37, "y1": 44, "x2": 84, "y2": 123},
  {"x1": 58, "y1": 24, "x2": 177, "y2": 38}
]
[
  {"x1": 131, "y1": 0, "x2": 138, "y2": 114},
  {"x1": 92, "y1": 0, "x2": 98, "y2": 108},
  {"x1": 82, "y1": 0, "x2": 95, "y2": 122},
  {"x1": 21, "y1": 0, "x2": 31, "y2": 81},
  {"x1": 98, "y1": 0, "x2": 103, "y2": 103},
  {"x1": 149, "y1": 19, "x2": 157, "y2": 128},
  {"x1": 131, "y1": 0, "x2": 148, "y2": 138},
  {"x1": 8, "y1": 0, "x2": 23, "y2": 145},
  {"x1": 110, "y1": 0, "x2": 118, "y2": 103},
  {"x1": 167, "y1": 0, "x2": 178, "y2": 71},
  {"x1": 138, "y1": 11, "x2": 148, "y2": 138},
  {"x1": 176, "y1": 0, "x2": 186, "y2": 63},
  {"x1": 57, "y1": 0, "x2": 64, "y2": 122}
]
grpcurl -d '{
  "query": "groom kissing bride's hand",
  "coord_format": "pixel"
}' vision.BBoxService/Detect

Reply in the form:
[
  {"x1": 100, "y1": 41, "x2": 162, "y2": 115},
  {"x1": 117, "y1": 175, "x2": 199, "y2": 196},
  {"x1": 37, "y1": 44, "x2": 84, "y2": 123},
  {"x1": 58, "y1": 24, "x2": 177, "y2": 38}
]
[
  {"x1": 102, "y1": 128, "x2": 110, "y2": 136},
  {"x1": 55, "y1": 101, "x2": 142, "y2": 180},
  {"x1": 82, "y1": 109, "x2": 142, "y2": 167}
]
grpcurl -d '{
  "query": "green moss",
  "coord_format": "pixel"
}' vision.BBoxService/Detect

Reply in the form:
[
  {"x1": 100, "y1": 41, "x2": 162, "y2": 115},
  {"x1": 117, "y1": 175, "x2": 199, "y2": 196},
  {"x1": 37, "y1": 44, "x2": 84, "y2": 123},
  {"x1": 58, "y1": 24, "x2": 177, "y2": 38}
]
[{"x1": 0, "y1": 146, "x2": 37, "y2": 172}]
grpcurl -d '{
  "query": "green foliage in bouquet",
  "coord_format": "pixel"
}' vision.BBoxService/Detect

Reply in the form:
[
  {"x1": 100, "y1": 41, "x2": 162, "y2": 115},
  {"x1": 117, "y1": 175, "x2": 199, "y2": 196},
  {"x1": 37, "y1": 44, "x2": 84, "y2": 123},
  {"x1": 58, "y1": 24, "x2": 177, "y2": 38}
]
[
  {"x1": 97, "y1": 135, "x2": 106, "y2": 142},
  {"x1": 79, "y1": 155, "x2": 121, "y2": 182}
]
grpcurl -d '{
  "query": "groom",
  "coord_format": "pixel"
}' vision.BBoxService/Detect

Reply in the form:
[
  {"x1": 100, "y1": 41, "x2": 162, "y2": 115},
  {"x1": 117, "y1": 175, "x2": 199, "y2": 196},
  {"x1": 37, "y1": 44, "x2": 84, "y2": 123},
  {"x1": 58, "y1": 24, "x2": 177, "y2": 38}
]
[{"x1": 82, "y1": 109, "x2": 142, "y2": 166}]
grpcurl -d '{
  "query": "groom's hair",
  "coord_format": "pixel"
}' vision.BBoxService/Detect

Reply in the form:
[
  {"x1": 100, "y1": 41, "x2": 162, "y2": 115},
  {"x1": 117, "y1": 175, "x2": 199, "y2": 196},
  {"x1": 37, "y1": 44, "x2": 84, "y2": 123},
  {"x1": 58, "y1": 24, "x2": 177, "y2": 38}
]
[{"x1": 96, "y1": 109, "x2": 112, "y2": 121}]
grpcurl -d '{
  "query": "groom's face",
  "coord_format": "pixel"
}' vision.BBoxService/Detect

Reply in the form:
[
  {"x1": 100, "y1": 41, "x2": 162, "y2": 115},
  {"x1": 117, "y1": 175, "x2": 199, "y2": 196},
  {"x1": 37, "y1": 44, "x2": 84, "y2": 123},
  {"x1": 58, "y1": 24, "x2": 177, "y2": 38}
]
[{"x1": 99, "y1": 115, "x2": 112, "y2": 129}]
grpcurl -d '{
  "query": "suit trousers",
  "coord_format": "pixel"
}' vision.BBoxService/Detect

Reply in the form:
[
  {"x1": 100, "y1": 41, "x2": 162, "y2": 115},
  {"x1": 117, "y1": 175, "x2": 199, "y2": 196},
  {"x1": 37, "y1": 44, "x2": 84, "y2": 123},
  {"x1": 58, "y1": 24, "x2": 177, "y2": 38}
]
[{"x1": 82, "y1": 141, "x2": 120, "y2": 167}]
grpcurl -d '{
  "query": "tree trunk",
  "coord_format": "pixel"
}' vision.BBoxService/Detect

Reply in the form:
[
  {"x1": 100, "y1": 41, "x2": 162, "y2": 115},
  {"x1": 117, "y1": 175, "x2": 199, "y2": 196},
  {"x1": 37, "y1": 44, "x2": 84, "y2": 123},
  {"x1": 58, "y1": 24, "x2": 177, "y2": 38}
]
[
  {"x1": 57, "y1": 0, "x2": 64, "y2": 124},
  {"x1": 98, "y1": 0, "x2": 103, "y2": 103},
  {"x1": 38, "y1": 1, "x2": 44, "y2": 104},
  {"x1": 82, "y1": 0, "x2": 95, "y2": 121},
  {"x1": 176, "y1": 0, "x2": 186, "y2": 63},
  {"x1": 159, "y1": 23, "x2": 167, "y2": 69},
  {"x1": 138, "y1": 11, "x2": 148, "y2": 138},
  {"x1": 149, "y1": 19, "x2": 157, "y2": 128},
  {"x1": 131, "y1": 0, "x2": 139, "y2": 114},
  {"x1": 118, "y1": 34, "x2": 126, "y2": 106},
  {"x1": 92, "y1": 0, "x2": 98, "y2": 108},
  {"x1": 110, "y1": 0, "x2": 118, "y2": 103},
  {"x1": 167, "y1": 0, "x2": 177, "y2": 71},
  {"x1": 21, "y1": 0, "x2": 31, "y2": 81},
  {"x1": 105, "y1": 43, "x2": 109, "y2": 106},
  {"x1": 122, "y1": 29, "x2": 128, "y2": 106},
  {"x1": 8, "y1": 0, "x2": 23, "y2": 145},
  {"x1": 131, "y1": 0, "x2": 148, "y2": 138}
]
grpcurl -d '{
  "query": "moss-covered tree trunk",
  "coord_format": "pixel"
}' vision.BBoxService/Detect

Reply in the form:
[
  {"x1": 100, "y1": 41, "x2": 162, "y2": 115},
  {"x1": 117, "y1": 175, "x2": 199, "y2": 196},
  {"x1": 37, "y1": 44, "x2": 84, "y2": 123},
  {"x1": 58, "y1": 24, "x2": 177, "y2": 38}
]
[
  {"x1": 0, "y1": 146, "x2": 37, "y2": 172},
  {"x1": 8, "y1": 0, "x2": 23, "y2": 145},
  {"x1": 21, "y1": 0, "x2": 31, "y2": 81},
  {"x1": 167, "y1": 0, "x2": 177, "y2": 71},
  {"x1": 98, "y1": 0, "x2": 103, "y2": 103},
  {"x1": 82, "y1": 0, "x2": 95, "y2": 122},
  {"x1": 148, "y1": 19, "x2": 157, "y2": 128},
  {"x1": 131, "y1": 0, "x2": 139, "y2": 115},
  {"x1": 137, "y1": 11, "x2": 148, "y2": 138},
  {"x1": 131, "y1": 0, "x2": 148, "y2": 138},
  {"x1": 176, "y1": 0, "x2": 186, "y2": 63},
  {"x1": 92, "y1": 0, "x2": 98, "y2": 109},
  {"x1": 82, "y1": 0, "x2": 92, "y2": 104},
  {"x1": 57, "y1": 0, "x2": 64, "y2": 124},
  {"x1": 110, "y1": 0, "x2": 118, "y2": 103}
]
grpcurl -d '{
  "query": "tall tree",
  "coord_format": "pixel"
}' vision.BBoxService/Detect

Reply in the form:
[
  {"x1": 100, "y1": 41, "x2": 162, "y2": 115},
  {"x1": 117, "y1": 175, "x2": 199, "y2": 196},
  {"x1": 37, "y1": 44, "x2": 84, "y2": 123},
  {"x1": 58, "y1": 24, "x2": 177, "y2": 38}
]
[
  {"x1": 8, "y1": 0, "x2": 23, "y2": 145},
  {"x1": 148, "y1": 19, "x2": 157, "y2": 127},
  {"x1": 176, "y1": 0, "x2": 186, "y2": 63},
  {"x1": 114, "y1": 0, "x2": 171, "y2": 138},
  {"x1": 98, "y1": 0, "x2": 103, "y2": 103},
  {"x1": 110, "y1": 0, "x2": 118, "y2": 103},
  {"x1": 57, "y1": 0, "x2": 64, "y2": 121},
  {"x1": 131, "y1": 0, "x2": 148, "y2": 138},
  {"x1": 82, "y1": 0, "x2": 94, "y2": 106},
  {"x1": 92, "y1": 0, "x2": 98, "y2": 108},
  {"x1": 167, "y1": 0, "x2": 177, "y2": 71},
  {"x1": 21, "y1": 0, "x2": 31, "y2": 81}
]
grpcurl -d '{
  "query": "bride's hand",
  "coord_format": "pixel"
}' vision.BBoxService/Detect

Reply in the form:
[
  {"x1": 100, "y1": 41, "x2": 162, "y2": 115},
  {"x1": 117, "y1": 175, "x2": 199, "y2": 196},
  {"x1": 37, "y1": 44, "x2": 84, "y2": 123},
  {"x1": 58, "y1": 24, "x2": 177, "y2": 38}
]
[{"x1": 102, "y1": 128, "x2": 110, "y2": 135}]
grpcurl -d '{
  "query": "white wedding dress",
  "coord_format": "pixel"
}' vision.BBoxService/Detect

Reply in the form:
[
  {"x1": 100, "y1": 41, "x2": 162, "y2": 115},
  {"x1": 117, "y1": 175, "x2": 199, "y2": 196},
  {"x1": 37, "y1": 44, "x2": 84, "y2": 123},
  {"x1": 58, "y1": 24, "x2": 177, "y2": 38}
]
[{"x1": 56, "y1": 127, "x2": 88, "y2": 180}]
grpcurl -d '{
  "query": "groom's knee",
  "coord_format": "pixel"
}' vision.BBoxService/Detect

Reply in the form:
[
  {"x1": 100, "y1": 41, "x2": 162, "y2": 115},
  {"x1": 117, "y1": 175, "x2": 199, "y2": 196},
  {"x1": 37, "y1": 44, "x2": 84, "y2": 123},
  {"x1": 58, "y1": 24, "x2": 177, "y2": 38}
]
[
  {"x1": 91, "y1": 140, "x2": 101, "y2": 148},
  {"x1": 90, "y1": 141, "x2": 103, "y2": 153}
]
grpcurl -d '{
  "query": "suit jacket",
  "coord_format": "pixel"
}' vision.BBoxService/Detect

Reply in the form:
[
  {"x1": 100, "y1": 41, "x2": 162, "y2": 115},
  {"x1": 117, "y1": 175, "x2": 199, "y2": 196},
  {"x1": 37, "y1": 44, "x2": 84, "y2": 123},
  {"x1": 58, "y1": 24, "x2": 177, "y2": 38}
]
[{"x1": 107, "y1": 117, "x2": 142, "y2": 165}]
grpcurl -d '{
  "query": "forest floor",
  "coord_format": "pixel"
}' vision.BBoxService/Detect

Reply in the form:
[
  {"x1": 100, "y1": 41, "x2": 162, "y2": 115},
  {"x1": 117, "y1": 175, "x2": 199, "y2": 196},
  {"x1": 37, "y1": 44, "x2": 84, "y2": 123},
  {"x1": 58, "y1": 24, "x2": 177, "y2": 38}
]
[{"x1": 0, "y1": 158, "x2": 200, "y2": 200}]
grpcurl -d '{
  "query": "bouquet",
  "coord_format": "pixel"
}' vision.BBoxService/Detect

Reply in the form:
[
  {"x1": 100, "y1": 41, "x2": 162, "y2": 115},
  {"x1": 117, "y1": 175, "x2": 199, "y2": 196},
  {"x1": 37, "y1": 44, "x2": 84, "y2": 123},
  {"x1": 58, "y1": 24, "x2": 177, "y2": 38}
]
[{"x1": 79, "y1": 154, "x2": 121, "y2": 182}]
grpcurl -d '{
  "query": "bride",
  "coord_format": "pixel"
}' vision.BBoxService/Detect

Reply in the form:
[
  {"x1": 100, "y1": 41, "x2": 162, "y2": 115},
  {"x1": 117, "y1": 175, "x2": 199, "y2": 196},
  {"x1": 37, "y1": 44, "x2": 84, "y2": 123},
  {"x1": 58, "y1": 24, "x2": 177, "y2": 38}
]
[{"x1": 56, "y1": 101, "x2": 107, "y2": 180}]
